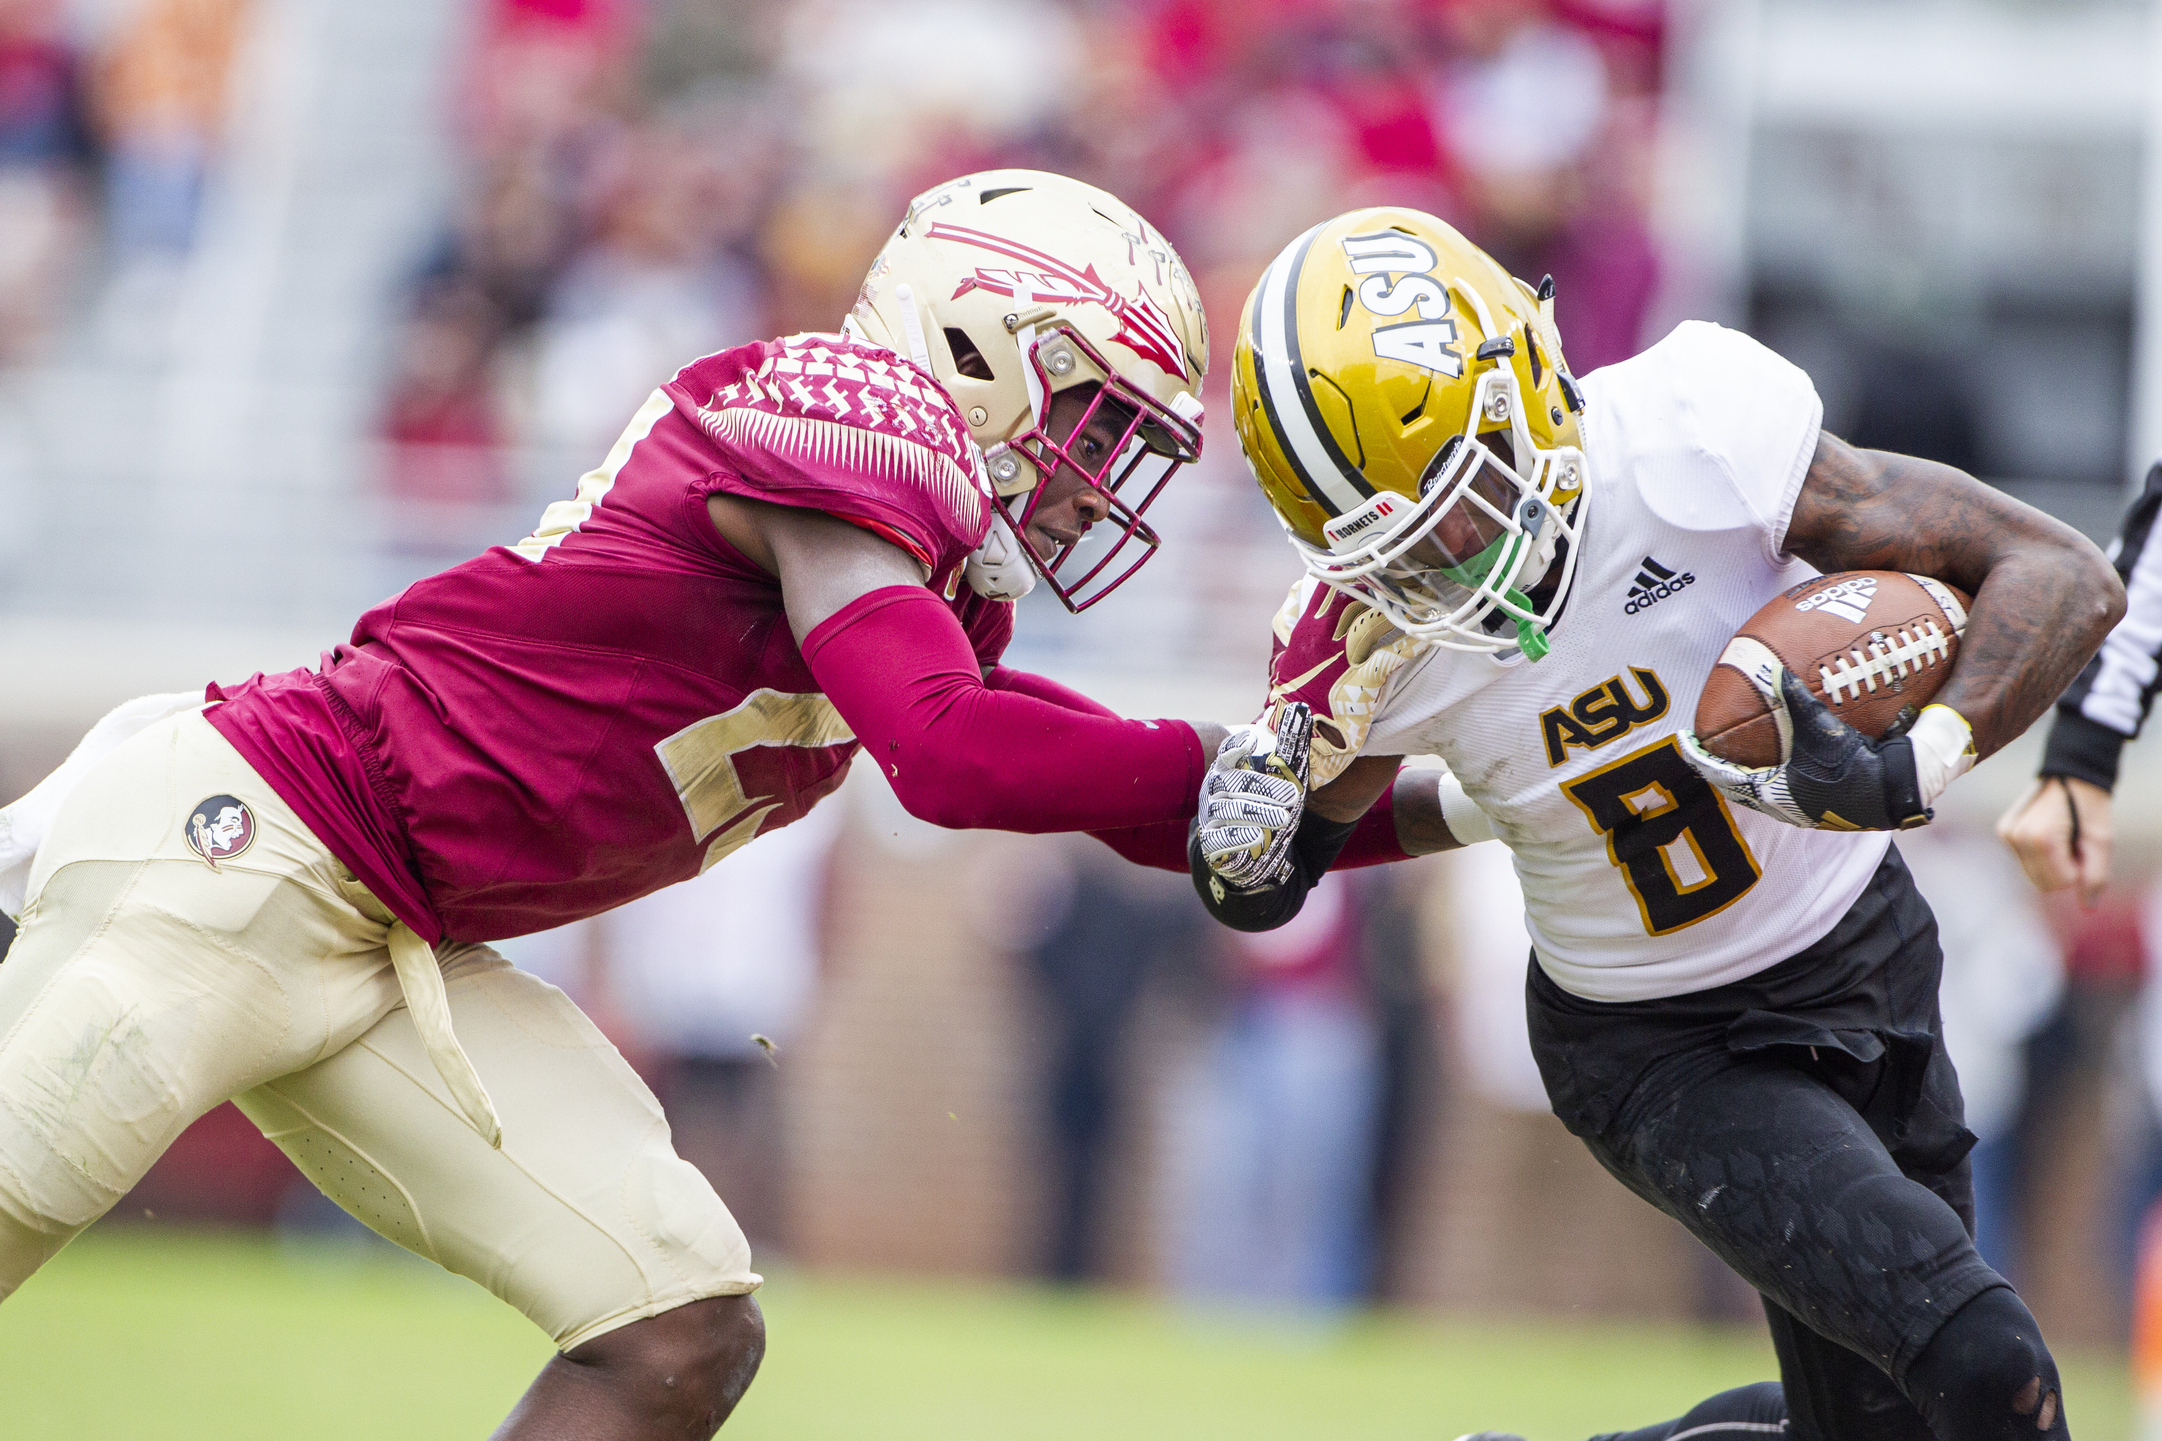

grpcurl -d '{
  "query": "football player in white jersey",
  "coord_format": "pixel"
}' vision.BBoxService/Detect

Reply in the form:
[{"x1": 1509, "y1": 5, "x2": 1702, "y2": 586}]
[{"x1": 1195, "y1": 208, "x2": 2120, "y2": 1441}]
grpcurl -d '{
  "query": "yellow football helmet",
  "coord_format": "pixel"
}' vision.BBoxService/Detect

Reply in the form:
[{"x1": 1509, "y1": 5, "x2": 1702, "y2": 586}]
[{"x1": 1232, "y1": 208, "x2": 1588, "y2": 658}]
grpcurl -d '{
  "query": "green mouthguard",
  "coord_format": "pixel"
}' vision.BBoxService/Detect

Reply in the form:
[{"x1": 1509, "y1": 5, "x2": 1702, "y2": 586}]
[{"x1": 1441, "y1": 533, "x2": 1548, "y2": 661}]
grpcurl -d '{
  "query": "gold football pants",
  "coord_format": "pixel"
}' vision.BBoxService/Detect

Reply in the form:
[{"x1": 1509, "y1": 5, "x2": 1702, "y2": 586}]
[{"x1": 0, "y1": 711, "x2": 758, "y2": 1348}]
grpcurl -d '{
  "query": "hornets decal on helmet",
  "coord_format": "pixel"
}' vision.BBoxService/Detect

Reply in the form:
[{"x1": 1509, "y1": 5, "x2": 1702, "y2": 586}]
[{"x1": 1232, "y1": 208, "x2": 1589, "y2": 659}]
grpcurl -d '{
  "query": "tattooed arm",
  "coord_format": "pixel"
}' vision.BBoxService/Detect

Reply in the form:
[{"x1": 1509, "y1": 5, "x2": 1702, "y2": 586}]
[{"x1": 1784, "y1": 432, "x2": 2124, "y2": 761}]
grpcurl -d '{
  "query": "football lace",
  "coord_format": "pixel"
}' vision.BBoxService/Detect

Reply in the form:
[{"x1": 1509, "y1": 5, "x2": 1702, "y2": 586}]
[{"x1": 1817, "y1": 617, "x2": 1953, "y2": 706}]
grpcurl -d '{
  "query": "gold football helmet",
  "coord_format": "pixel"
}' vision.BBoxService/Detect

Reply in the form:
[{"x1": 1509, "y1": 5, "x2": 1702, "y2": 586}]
[
  {"x1": 848, "y1": 169, "x2": 1209, "y2": 610},
  {"x1": 1231, "y1": 208, "x2": 1587, "y2": 658}
]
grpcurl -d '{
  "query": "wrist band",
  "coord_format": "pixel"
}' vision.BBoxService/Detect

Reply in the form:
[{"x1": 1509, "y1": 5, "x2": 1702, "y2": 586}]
[
  {"x1": 1908, "y1": 704, "x2": 1976, "y2": 808},
  {"x1": 1437, "y1": 772, "x2": 1495, "y2": 845}
]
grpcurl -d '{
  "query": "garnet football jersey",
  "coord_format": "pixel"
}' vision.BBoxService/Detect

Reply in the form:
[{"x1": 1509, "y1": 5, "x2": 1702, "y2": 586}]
[
  {"x1": 1352, "y1": 323, "x2": 1891, "y2": 1001},
  {"x1": 209, "y1": 334, "x2": 1006, "y2": 943}
]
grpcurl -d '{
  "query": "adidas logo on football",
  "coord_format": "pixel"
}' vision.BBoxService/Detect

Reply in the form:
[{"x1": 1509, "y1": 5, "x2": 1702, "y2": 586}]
[
  {"x1": 1624, "y1": 556, "x2": 1696, "y2": 614},
  {"x1": 1793, "y1": 575, "x2": 1878, "y2": 625}
]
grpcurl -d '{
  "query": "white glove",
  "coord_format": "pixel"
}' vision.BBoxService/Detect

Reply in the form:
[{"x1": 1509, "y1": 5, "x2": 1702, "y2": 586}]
[
  {"x1": 1196, "y1": 702, "x2": 1313, "y2": 892},
  {"x1": 1, "y1": 691, "x2": 202, "y2": 920}
]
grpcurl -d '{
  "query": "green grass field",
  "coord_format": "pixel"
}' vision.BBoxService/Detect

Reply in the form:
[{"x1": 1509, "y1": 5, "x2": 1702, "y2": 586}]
[{"x1": 0, "y1": 1227, "x2": 2135, "y2": 1440}]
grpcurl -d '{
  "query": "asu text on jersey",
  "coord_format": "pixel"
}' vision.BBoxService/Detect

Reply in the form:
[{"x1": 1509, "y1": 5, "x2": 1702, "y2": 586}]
[
  {"x1": 1360, "y1": 322, "x2": 1892, "y2": 1001},
  {"x1": 1539, "y1": 668, "x2": 1669, "y2": 766}
]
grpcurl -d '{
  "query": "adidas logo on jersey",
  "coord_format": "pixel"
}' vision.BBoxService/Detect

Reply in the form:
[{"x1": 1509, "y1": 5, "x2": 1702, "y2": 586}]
[{"x1": 1623, "y1": 556, "x2": 1696, "y2": 614}]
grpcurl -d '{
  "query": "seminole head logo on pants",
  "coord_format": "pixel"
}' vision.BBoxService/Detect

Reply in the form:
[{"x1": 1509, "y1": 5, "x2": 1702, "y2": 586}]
[{"x1": 185, "y1": 794, "x2": 255, "y2": 870}]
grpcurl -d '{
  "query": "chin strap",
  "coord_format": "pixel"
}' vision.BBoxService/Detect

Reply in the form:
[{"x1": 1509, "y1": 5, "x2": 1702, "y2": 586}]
[{"x1": 964, "y1": 513, "x2": 1036, "y2": 600}]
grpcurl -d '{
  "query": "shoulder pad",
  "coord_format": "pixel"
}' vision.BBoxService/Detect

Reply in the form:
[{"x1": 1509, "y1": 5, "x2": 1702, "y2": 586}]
[{"x1": 673, "y1": 334, "x2": 994, "y2": 547}]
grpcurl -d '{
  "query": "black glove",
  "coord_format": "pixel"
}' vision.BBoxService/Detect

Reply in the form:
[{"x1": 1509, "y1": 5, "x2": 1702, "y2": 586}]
[{"x1": 1681, "y1": 668, "x2": 1929, "y2": 831}]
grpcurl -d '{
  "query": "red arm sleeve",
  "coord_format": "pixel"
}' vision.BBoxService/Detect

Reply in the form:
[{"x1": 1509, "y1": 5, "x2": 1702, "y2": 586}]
[
  {"x1": 985, "y1": 664, "x2": 1195, "y2": 866},
  {"x1": 1330, "y1": 772, "x2": 1412, "y2": 868},
  {"x1": 985, "y1": 664, "x2": 1120, "y2": 717},
  {"x1": 980, "y1": 658, "x2": 1412, "y2": 872},
  {"x1": 804, "y1": 586, "x2": 1206, "y2": 833}
]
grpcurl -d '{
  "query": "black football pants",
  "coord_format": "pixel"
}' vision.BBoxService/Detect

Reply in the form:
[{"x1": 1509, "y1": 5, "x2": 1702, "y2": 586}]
[{"x1": 1528, "y1": 848, "x2": 2064, "y2": 1441}]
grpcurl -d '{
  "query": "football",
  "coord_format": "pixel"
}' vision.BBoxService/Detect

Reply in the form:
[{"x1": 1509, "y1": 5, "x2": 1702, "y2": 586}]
[{"x1": 1694, "y1": 571, "x2": 1971, "y2": 768}]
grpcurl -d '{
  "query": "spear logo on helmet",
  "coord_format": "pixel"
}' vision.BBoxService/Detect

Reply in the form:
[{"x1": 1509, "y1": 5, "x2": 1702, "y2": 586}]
[{"x1": 927, "y1": 222, "x2": 1192, "y2": 383}]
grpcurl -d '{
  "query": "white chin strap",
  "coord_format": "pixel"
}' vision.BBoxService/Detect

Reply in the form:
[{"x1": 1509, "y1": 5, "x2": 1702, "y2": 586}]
[
  {"x1": 894, "y1": 284, "x2": 934, "y2": 371},
  {"x1": 965, "y1": 512, "x2": 1037, "y2": 600}
]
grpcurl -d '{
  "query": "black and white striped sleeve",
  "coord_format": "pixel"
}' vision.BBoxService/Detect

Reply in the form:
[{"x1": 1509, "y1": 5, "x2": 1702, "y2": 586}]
[{"x1": 2039, "y1": 461, "x2": 2162, "y2": 791}]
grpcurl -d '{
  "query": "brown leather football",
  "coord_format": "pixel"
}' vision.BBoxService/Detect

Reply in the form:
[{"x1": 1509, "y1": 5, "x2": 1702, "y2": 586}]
[{"x1": 1695, "y1": 571, "x2": 1971, "y2": 768}]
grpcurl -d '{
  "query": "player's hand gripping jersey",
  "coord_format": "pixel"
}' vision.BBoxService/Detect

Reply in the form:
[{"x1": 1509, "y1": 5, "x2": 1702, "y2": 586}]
[
  {"x1": 205, "y1": 334, "x2": 1204, "y2": 944},
  {"x1": 1309, "y1": 323, "x2": 1890, "y2": 1000}
]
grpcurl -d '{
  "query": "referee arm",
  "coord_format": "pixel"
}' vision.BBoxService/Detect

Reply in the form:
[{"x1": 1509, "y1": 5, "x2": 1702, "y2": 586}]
[{"x1": 1999, "y1": 461, "x2": 2162, "y2": 900}]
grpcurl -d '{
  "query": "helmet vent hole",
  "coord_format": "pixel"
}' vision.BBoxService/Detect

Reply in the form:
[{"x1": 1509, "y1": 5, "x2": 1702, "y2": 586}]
[
  {"x1": 1308, "y1": 370, "x2": 1366, "y2": 468},
  {"x1": 979, "y1": 187, "x2": 1032, "y2": 204},
  {"x1": 944, "y1": 328, "x2": 995, "y2": 381},
  {"x1": 1400, "y1": 379, "x2": 1430, "y2": 427},
  {"x1": 1524, "y1": 325, "x2": 1544, "y2": 388},
  {"x1": 1338, "y1": 286, "x2": 1355, "y2": 329}
]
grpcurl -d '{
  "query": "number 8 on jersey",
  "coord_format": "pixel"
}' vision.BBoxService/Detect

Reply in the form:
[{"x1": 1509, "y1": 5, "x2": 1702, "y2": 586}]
[{"x1": 1562, "y1": 736, "x2": 1762, "y2": 936}]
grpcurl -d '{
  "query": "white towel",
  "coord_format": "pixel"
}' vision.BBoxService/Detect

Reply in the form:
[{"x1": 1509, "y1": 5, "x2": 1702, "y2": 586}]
[{"x1": 387, "y1": 923, "x2": 505, "y2": 1148}]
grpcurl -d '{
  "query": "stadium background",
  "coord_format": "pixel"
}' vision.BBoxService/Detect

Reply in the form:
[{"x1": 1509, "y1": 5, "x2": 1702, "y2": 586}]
[{"x1": 0, "y1": 0, "x2": 2156, "y2": 1436}]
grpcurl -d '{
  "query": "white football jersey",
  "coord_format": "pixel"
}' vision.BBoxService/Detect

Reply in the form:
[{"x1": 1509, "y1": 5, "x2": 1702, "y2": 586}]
[{"x1": 1363, "y1": 321, "x2": 1891, "y2": 1002}]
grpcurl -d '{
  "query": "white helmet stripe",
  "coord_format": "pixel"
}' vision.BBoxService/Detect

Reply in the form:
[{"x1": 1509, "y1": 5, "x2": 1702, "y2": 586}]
[{"x1": 1254, "y1": 224, "x2": 1371, "y2": 516}]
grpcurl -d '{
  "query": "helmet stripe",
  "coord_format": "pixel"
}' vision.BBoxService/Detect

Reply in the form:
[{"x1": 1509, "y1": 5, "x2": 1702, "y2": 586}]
[{"x1": 1253, "y1": 224, "x2": 1374, "y2": 515}]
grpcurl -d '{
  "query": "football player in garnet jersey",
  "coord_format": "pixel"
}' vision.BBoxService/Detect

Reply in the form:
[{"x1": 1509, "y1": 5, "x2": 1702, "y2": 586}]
[
  {"x1": 0, "y1": 170, "x2": 1403, "y2": 1439},
  {"x1": 1192, "y1": 208, "x2": 2120, "y2": 1441}
]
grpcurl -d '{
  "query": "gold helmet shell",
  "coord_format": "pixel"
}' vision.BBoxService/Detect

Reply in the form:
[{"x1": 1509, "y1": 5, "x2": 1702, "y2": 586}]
[{"x1": 1232, "y1": 207, "x2": 1589, "y2": 657}]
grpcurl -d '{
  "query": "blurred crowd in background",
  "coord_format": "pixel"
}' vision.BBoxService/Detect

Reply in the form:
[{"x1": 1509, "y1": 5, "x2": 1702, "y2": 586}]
[
  {"x1": 368, "y1": 0, "x2": 1664, "y2": 490},
  {"x1": 0, "y1": 0, "x2": 1665, "y2": 437},
  {"x1": 0, "y1": 0, "x2": 1669, "y2": 645},
  {"x1": 0, "y1": 0, "x2": 249, "y2": 363},
  {"x1": 0, "y1": 0, "x2": 2158, "y2": 1387}
]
